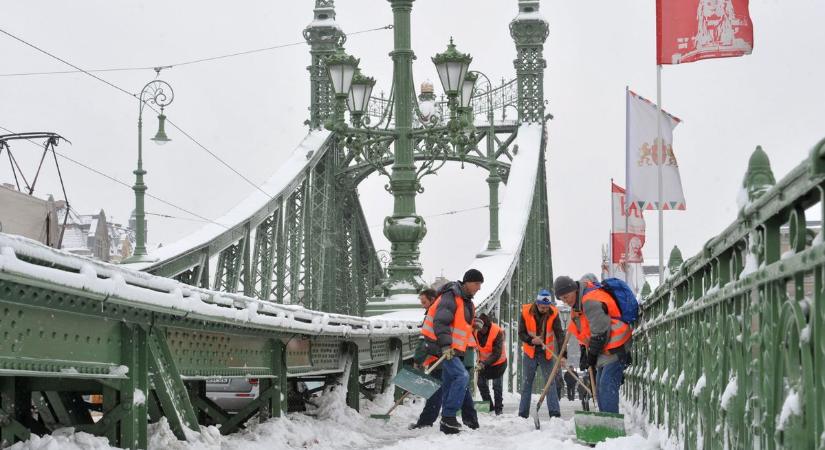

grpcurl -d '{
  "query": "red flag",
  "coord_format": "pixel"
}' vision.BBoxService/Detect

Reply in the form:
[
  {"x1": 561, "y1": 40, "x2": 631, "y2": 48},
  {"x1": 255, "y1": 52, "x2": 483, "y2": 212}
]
[
  {"x1": 611, "y1": 183, "x2": 646, "y2": 264},
  {"x1": 657, "y1": 0, "x2": 754, "y2": 65}
]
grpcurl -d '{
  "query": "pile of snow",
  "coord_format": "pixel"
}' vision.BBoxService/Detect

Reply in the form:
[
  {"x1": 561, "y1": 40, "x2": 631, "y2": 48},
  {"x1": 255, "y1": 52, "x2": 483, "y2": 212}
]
[
  {"x1": 800, "y1": 325, "x2": 811, "y2": 344},
  {"x1": 9, "y1": 390, "x2": 681, "y2": 450},
  {"x1": 7, "y1": 428, "x2": 114, "y2": 450},
  {"x1": 691, "y1": 375, "x2": 707, "y2": 398},
  {"x1": 740, "y1": 251, "x2": 759, "y2": 278},
  {"x1": 720, "y1": 376, "x2": 738, "y2": 411},
  {"x1": 777, "y1": 389, "x2": 802, "y2": 431},
  {"x1": 133, "y1": 389, "x2": 146, "y2": 406}
]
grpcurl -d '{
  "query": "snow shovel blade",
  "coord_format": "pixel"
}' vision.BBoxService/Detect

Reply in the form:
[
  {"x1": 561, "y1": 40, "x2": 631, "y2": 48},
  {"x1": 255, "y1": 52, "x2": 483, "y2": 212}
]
[
  {"x1": 391, "y1": 366, "x2": 442, "y2": 399},
  {"x1": 533, "y1": 405, "x2": 541, "y2": 429},
  {"x1": 473, "y1": 400, "x2": 490, "y2": 413},
  {"x1": 574, "y1": 410, "x2": 625, "y2": 445}
]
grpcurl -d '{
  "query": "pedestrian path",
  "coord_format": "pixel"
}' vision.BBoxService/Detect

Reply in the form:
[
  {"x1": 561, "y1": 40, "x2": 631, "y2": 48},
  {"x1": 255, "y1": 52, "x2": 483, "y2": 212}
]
[
  {"x1": 360, "y1": 393, "x2": 668, "y2": 450},
  {"x1": 8, "y1": 389, "x2": 672, "y2": 450}
]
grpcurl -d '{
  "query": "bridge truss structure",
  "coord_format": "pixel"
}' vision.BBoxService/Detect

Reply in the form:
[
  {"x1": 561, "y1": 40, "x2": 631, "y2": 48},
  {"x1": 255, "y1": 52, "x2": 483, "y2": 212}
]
[{"x1": 0, "y1": 1, "x2": 555, "y2": 448}]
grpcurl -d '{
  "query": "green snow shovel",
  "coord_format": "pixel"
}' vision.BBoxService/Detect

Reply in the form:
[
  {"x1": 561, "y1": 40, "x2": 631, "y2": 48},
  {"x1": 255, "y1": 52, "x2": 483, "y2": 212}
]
[
  {"x1": 370, "y1": 353, "x2": 447, "y2": 420},
  {"x1": 533, "y1": 333, "x2": 570, "y2": 430},
  {"x1": 573, "y1": 366, "x2": 626, "y2": 445}
]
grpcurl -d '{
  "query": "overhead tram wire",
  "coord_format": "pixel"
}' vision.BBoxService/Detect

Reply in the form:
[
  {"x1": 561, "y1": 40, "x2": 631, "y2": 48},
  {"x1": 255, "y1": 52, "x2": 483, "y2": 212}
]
[
  {"x1": 0, "y1": 25, "x2": 392, "y2": 77},
  {"x1": 0, "y1": 125, "x2": 227, "y2": 229},
  {"x1": 0, "y1": 27, "x2": 276, "y2": 201},
  {"x1": 367, "y1": 204, "x2": 496, "y2": 231}
]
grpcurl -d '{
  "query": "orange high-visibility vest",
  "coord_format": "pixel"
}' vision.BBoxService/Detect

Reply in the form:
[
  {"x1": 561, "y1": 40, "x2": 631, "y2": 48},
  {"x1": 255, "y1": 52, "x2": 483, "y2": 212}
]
[
  {"x1": 421, "y1": 294, "x2": 474, "y2": 353},
  {"x1": 582, "y1": 288, "x2": 632, "y2": 353},
  {"x1": 568, "y1": 310, "x2": 591, "y2": 347},
  {"x1": 521, "y1": 304, "x2": 558, "y2": 359},
  {"x1": 474, "y1": 323, "x2": 507, "y2": 367}
]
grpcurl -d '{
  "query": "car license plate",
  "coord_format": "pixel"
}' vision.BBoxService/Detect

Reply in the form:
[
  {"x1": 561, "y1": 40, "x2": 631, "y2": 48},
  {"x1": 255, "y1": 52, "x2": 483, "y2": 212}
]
[{"x1": 206, "y1": 377, "x2": 230, "y2": 384}]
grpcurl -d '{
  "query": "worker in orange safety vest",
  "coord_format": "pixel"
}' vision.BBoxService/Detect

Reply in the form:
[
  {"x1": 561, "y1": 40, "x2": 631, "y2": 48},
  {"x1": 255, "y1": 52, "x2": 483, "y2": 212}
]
[
  {"x1": 554, "y1": 275, "x2": 632, "y2": 414},
  {"x1": 472, "y1": 313, "x2": 507, "y2": 415}
]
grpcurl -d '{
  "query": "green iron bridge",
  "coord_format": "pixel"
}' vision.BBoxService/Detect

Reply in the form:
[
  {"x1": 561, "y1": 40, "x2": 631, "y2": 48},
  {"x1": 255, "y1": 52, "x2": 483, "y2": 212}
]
[{"x1": 0, "y1": 0, "x2": 822, "y2": 449}]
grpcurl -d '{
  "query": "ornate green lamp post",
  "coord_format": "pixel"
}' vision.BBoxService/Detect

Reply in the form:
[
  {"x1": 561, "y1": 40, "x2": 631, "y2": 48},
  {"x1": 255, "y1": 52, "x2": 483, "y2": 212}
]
[
  {"x1": 465, "y1": 70, "x2": 503, "y2": 252},
  {"x1": 122, "y1": 80, "x2": 174, "y2": 264},
  {"x1": 324, "y1": 0, "x2": 479, "y2": 300}
]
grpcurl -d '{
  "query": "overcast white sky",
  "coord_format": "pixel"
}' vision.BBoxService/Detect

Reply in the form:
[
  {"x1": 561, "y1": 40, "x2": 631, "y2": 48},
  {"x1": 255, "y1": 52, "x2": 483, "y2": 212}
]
[{"x1": 1, "y1": 0, "x2": 823, "y2": 288}]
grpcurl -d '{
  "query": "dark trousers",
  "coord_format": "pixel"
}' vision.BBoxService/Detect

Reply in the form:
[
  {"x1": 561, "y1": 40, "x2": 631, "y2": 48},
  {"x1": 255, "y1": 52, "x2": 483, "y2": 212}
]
[
  {"x1": 416, "y1": 369, "x2": 479, "y2": 426},
  {"x1": 477, "y1": 362, "x2": 507, "y2": 413},
  {"x1": 564, "y1": 371, "x2": 577, "y2": 401}
]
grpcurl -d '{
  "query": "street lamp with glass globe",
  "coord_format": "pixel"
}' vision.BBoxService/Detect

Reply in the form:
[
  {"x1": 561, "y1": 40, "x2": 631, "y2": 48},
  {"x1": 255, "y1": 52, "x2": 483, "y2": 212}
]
[{"x1": 122, "y1": 79, "x2": 174, "y2": 264}]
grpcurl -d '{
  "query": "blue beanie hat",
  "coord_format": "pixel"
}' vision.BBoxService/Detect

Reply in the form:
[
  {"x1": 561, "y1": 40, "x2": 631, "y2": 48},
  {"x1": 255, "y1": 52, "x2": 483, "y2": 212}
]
[{"x1": 536, "y1": 289, "x2": 553, "y2": 305}]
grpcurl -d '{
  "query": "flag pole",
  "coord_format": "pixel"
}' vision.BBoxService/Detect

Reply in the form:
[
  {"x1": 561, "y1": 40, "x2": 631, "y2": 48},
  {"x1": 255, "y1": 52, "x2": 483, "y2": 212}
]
[
  {"x1": 624, "y1": 85, "x2": 631, "y2": 284},
  {"x1": 656, "y1": 65, "x2": 664, "y2": 283},
  {"x1": 610, "y1": 178, "x2": 615, "y2": 278}
]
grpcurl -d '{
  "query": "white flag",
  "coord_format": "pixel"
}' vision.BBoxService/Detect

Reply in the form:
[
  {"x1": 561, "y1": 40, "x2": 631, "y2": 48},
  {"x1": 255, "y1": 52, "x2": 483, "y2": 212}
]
[{"x1": 626, "y1": 89, "x2": 686, "y2": 211}]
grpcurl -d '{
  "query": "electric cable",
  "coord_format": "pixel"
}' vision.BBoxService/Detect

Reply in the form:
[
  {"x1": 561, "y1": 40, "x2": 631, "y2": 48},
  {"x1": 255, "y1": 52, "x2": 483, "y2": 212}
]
[
  {"x1": 0, "y1": 26, "x2": 275, "y2": 200},
  {"x1": 0, "y1": 125, "x2": 227, "y2": 228},
  {"x1": 0, "y1": 25, "x2": 392, "y2": 77}
]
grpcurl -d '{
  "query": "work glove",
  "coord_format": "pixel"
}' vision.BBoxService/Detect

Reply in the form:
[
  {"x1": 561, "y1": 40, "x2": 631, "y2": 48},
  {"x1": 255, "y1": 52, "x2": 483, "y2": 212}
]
[
  {"x1": 586, "y1": 351, "x2": 599, "y2": 369},
  {"x1": 475, "y1": 361, "x2": 486, "y2": 372},
  {"x1": 442, "y1": 347, "x2": 455, "y2": 360}
]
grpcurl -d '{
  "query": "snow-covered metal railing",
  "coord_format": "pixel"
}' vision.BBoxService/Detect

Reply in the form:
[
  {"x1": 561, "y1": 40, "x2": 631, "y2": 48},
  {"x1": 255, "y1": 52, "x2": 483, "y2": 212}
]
[
  {"x1": 0, "y1": 233, "x2": 418, "y2": 352},
  {"x1": 627, "y1": 142, "x2": 825, "y2": 450},
  {"x1": 0, "y1": 232, "x2": 418, "y2": 446}
]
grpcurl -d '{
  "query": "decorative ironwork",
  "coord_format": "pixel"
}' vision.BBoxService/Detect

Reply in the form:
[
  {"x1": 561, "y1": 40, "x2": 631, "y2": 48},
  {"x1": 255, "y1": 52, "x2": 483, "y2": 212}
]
[
  {"x1": 303, "y1": 0, "x2": 346, "y2": 129},
  {"x1": 627, "y1": 143, "x2": 825, "y2": 450},
  {"x1": 510, "y1": 1, "x2": 549, "y2": 123}
]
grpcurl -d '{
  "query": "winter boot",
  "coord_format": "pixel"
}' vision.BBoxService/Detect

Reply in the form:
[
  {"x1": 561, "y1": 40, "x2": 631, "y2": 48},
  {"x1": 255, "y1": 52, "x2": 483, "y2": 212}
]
[
  {"x1": 463, "y1": 419, "x2": 479, "y2": 430},
  {"x1": 440, "y1": 416, "x2": 461, "y2": 434}
]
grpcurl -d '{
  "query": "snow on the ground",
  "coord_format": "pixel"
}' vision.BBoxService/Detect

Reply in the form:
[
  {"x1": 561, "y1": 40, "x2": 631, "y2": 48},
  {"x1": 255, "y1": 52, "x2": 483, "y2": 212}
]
[
  {"x1": 7, "y1": 427, "x2": 115, "y2": 450},
  {"x1": 9, "y1": 387, "x2": 679, "y2": 450}
]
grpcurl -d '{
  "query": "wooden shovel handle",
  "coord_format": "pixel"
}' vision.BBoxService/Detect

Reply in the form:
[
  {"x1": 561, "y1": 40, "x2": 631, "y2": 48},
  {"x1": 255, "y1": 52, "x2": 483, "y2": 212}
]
[
  {"x1": 535, "y1": 332, "x2": 571, "y2": 407},
  {"x1": 588, "y1": 366, "x2": 599, "y2": 407},
  {"x1": 385, "y1": 391, "x2": 410, "y2": 416},
  {"x1": 546, "y1": 348, "x2": 593, "y2": 398}
]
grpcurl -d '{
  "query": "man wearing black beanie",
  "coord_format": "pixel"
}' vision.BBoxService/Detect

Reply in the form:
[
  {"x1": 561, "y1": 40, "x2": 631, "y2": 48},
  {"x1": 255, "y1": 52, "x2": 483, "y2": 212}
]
[{"x1": 421, "y1": 268, "x2": 483, "y2": 434}]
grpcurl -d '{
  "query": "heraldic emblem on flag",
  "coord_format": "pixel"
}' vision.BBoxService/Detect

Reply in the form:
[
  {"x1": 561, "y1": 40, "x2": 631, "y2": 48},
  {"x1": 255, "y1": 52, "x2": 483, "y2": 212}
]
[{"x1": 657, "y1": 0, "x2": 754, "y2": 65}]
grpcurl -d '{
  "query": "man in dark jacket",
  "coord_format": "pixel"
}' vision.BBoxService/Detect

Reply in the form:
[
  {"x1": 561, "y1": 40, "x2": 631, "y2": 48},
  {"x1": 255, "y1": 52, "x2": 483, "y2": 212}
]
[
  {"x1": 422, "y1": 269, "x2": 483, "y2": 434},
  {"x1": 517, "y1": 289, "x2": 564, "y2": 419},
  {"x1": 472, "y1": 313, "x2": 507, "y2": 415},
  {"x1": 410, "y1": 288, "x2": 479, "y2": 430}
]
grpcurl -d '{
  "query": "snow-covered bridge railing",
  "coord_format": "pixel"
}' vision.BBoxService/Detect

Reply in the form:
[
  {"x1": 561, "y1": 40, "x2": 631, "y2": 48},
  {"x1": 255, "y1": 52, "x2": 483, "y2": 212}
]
[
  {"x1": 627, "y1": 142, "x2": 825, "y2": 450},
  {"x1": 0, "y1": 234, "x2": 418, "y2": 449}
]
